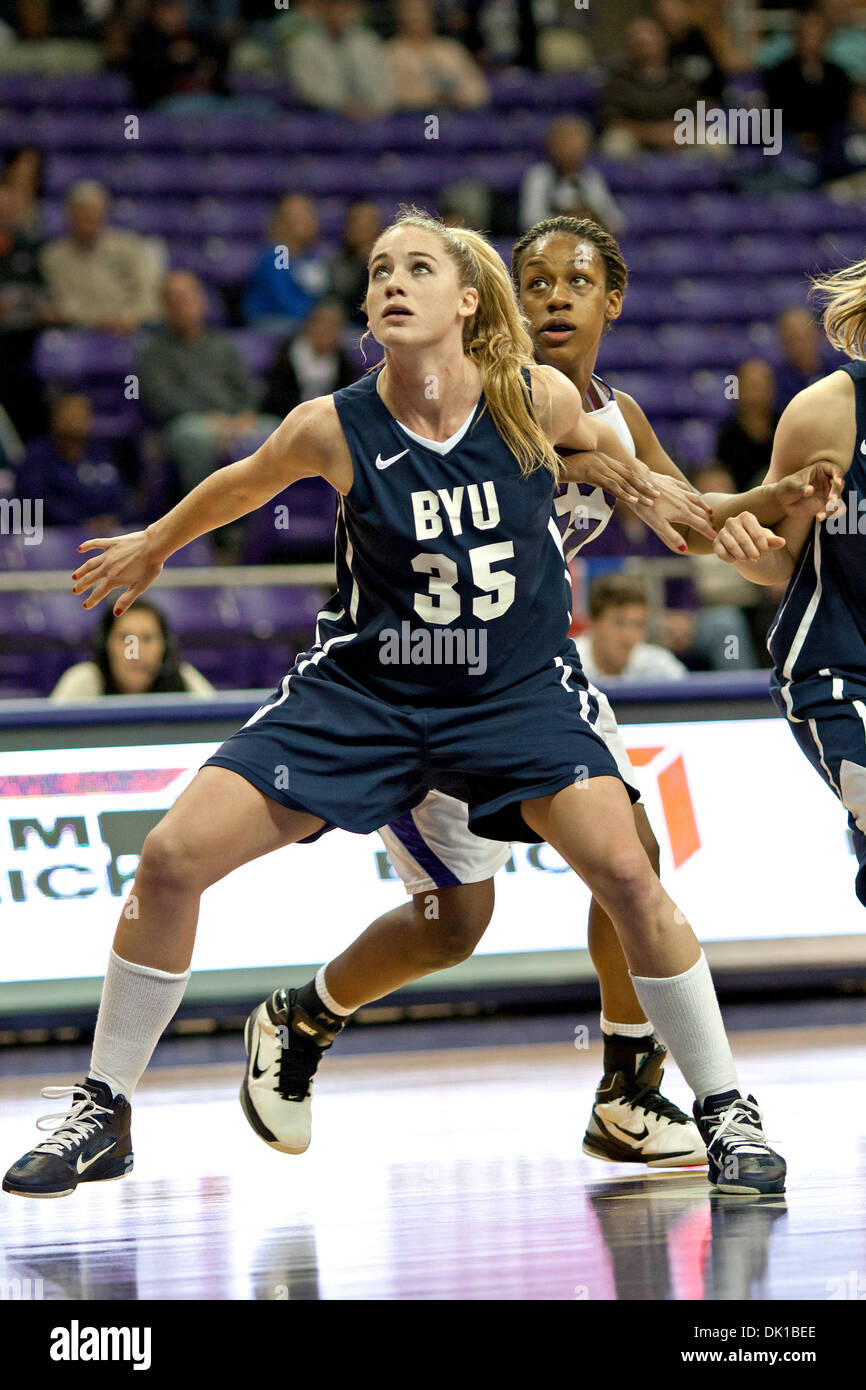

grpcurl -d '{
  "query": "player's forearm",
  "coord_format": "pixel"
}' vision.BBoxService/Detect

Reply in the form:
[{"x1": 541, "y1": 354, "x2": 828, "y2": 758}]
[
  {"x1": 726, "y1": 544, "x2": 796, "y2": 587},
  {"x1": 684, "y1": 486, "x2": 784, "y2": 555},
  {"x1": 144, "y1": 457, "x2": 263, "y2": 561}
]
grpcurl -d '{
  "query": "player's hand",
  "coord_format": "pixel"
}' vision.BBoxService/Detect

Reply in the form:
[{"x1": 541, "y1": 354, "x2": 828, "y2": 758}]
[
  {"x1": 71, "y1": 531, "x2": 164, "y2": 616},
  {"x1": 713, "y1": 512, "x2": 787, "y2": 564},
  {"x1": 774, "y1": 461, "x2": 844, "y2": 521},
  {"x1": 561, "y1": 449, "x2": 661, "y2": 506},
  {"x1": 629, "y1": 473, "x2": 717, "y2": 550}
]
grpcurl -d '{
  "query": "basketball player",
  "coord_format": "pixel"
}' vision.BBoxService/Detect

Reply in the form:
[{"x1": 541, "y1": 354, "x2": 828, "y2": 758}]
[
  {"x1": 255, "y1": 217, "x2": 839, "y2": 1173},
  {"x1": 710, "y1": 259, "x2": 866, "y2": 906},
  {"x1": 4, "y1": 211, "x2": 785, "y2": 1202}
]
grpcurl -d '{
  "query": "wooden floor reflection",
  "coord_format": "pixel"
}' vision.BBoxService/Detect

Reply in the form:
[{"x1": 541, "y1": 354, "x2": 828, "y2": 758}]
[{"x1": 1, "y1": 1024, "x2": 864, "y2": 1300}]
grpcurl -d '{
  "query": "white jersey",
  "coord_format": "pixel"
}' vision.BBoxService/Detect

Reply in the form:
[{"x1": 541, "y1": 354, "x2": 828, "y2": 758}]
[
  {"x1": 554, "y1": 375, "x2": 636, "y2": 563},
  {"x1": 379, "y1": 378, "x2": 643, "y2": 896}
]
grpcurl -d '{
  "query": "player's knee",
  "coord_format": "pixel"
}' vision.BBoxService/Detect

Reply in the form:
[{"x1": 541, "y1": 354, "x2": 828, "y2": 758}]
[
  {"x1": 411, "y1": 893, "x2": 489, "y2": 967},
  {"x1": 138, "y1": 824, "x2": 201, "y2": 893},
  {"x1": 597, "y1": 852, "x2": 661, "y2": 924}
]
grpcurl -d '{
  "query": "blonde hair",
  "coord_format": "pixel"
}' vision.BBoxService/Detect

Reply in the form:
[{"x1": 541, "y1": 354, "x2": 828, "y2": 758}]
[
  {"x1": 810, "y1": 256, "x2": 866, "y2": 360},
  {"x1": 365, "y1": 207, "x2": 559, "y2": 478}
]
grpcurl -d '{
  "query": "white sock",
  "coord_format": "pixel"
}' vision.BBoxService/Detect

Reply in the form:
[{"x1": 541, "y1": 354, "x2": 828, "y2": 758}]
[
  {"x1": 629, "y1": 951, "x2": 739, "y2": 1107},
  {"x1": 316, "y1": 965, "x2": 354, "y2": 1017},
  {"x1": 600, "y1": 1015, "x2": 655, "y2": 1038},
  {"x1": 89, "y1": 948, "x2": 190, "y2": 1100}
]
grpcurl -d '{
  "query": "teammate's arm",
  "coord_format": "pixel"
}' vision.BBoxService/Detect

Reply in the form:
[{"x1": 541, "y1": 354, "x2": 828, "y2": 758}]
[
  {"x1": 615, "y1": 390, "x2": 843, "y2": 555},
  {"x1": 71, "y1": 397, "x2": 349, "y2": 616},
  {"x1": 713, "y1": 373, "x2": 854, "y2": 586}
]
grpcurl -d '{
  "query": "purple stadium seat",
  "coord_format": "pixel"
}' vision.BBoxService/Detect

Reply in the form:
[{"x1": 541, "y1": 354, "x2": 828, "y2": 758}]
[
  {"x1": 12, "y1": 526, "x2": 89, "y2": 571},
  {"x1": 166, "y1": 239, "x2": 258, "y2": 284},
  {"x1": 149, "y1": 587, "x2": 244, "y2": 637},
  {"x1": 731, "y1": 235, "x2": 822, "y2": 276},
  {"x1": 230, "y1": 330, "x2": 284, "y2": 377},
  {"x1": 35, "y1": 330, "x2": 137, "y2": 384},
  {"x1": 630, "y1": 236, "x2": 729, "y2": 277},
  {"x1": 672, "y1": 279, "x2": 775, "y2": 321},
  {"x1": 241, "y1": 481, "x2": 336, "y2": 564},
  {"x1": 161, "y1": 536, "x2": 218, "y2": 569}
]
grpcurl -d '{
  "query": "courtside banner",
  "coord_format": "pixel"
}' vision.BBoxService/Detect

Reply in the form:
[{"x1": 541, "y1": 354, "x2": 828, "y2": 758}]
[{"x1": 0, "y1": 718, "x2": 860, "y2": 984}]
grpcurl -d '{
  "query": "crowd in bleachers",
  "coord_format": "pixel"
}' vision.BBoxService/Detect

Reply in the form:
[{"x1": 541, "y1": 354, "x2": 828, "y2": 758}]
[{"x1": 1, "y1": 0, "x2": 865, "y2": 697}]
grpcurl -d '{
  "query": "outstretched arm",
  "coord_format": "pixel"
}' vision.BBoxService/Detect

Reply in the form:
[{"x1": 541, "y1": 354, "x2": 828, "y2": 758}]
[
  {"x1": 71, "y1": 396, "x2": 350, "y2": 616},
  {"x1": 613, "y1": 390, "x2": 843, "y2": 555},
  {"x1": 712, "y1": 373, "x2": 854, "y2": 586}
]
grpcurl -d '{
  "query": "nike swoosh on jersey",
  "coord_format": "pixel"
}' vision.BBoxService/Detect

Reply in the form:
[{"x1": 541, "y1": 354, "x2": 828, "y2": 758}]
[
  {"x1": 76, "y1": 1139, "x2": 117, "y2": 1174},
  {"x1": 612, "y1": 1122, "x2": 650, "y2": 1143},
  {"x1": 375, "y1": 449, "x2": 409, "y2": 469}
]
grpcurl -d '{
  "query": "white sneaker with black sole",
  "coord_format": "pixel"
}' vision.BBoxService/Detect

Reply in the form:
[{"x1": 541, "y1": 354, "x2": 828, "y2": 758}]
[
  {"x1": 583, "y1": 1044, "x2": 707, "y2": 1168},
  {"x1": 239, "y1": 988, "x2": 341, "y2": 1154}
]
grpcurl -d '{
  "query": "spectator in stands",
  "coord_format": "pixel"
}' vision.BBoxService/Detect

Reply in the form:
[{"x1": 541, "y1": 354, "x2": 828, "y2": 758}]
[
  {"x1": 519, "y1": 117, "x2": 625, "y2": 235},
  {"x1": 244, "y1": 192, "x2": 329, "y2": 329},
  {"x1": 0, "y1": 181, "x2": 53, "y2": 438},
  {"x1": 653, "y1": 0, "x2": 731, "y2": 102},
  {"x1": 600, "y1": 17, "x2": 699, "y2": 154},
  {"x1": 40, "y1": 181, "x2": 163, "y2": 333},
  {"x1": 124, "y1": 0, "x2": 231, "y2": 110},
  {"x1": 713, "y1": 358, "x2": 779, "y2": 492},
  {"x1": 575, "y1": 573, "x2": 690, "y2": 684},
  {"x1": 385, "y1": 0, "x2": 489, "y2": 110},
  {"x1": 138, "y1": 269, "x2": 280, "y2": 492},
  {"x1": 1, "y1": 147, "x2": 45, "y2": 237},
  {"x1": 824, "y1": 80, "x2": 866, "y2": 185},
  {"x1": 764, "y1": 10, "x2": 851, "y2": 162},
  {"x1": 760, "y1": 0, "x2": 866, "y2": 85},
  {"x1": 14, "y1": 392, "x2": 130, "y2": 529},
  {"x1": 281, "y1": 0, "x2": 395, "y2": 117},
  {"x1": 51, "y1": 599, "x2": 215, "y2": 700},
  {"x1": 774, "y1": 306, "x2": 825, "y2": 407},
  {"x1": 262, "y1": 298, "x2": 356, "y2": 417},
  {"x1": 327, "y1": 199, "x2": 382, "y2": 326}
]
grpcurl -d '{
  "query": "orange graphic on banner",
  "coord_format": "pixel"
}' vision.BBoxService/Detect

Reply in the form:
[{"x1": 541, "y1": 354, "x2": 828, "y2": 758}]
[
  {"x1": 624, "y1": 745, "x2": 702, "y2": 868},
  {"x1": 625, "y1": 746, "x2": 663, "y2": 768},
  {"x1": 657, "y1": 754, "x2": 701, "y2": 868}
]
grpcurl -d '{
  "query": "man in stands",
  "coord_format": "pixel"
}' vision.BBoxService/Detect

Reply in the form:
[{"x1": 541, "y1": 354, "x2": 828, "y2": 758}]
[
  {"x1": 137, "y1": 269, "x2": 279, "y2": 493},
  {"x1": 40, "y1": 181, "x2": 162, "y2": 334}
]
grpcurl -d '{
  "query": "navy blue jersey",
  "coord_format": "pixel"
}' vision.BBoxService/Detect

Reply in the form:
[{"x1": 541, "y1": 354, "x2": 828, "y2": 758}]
[
  {"x1": 308, "y1": 366, "x2": 572, "y2": 703},
  {"x1": 769, "y1": 360, "x2": 866, "y2": 719}
]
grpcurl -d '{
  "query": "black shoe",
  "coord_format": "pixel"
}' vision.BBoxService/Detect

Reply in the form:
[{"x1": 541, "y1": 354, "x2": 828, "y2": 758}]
[
  {"x1": 583, "y1": 1044, "x2": 708, "y2": 1167},
  {"x1": 240, "y1": 988, "x2": 342, "y2": 1154},
  {"x1": 694, "y1": 1090, "x2": 786, "y2": 1195},
  {"x1": 3, "y1": 1078, "x2": 133, "y2": 1199}
]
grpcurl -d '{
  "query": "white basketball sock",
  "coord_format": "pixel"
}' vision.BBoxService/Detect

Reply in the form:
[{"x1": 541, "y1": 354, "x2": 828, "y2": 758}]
[
  {"x1": 316, "y1": 965, "x2": 355, "y2": 1017},
  {"x1": 88, "y1": 948, "x2": 191, "y2": 1101},
  {"x1": 600, "y1": 1015, "x2": 655, "y2": 1038},
  {"x1": 629, "y1": 951, "x2": 739, "y2": 1106}
]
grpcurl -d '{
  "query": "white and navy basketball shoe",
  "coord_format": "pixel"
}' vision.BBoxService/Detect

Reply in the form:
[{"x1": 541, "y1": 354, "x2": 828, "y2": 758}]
[
  {"x1": 2, "y1": 1078, "x2": 132, "y2": 1199},
  {"x1": 694, "y1": 1091, "x2": 786, "y2": 1195},
  {"x1": 583, "y1": 1044, "x2": 707, "y2": 1168},
  {"x1": 239, "y1": 988, "x2": 341, "y2": 1154}
]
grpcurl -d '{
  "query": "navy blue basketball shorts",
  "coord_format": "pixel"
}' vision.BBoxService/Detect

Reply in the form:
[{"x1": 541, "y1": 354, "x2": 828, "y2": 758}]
[
  {"x1": 202, "y1": 651, "x2": 640, "y2": 845},
  {"x1": 774, "y1": 690, "x2": 866, "y2": 907}
]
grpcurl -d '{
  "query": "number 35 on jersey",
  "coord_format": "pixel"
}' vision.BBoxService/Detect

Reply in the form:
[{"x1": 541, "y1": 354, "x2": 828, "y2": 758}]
[{"x1": 409, "y1": 480, "x2": 515, "y2": 626}]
